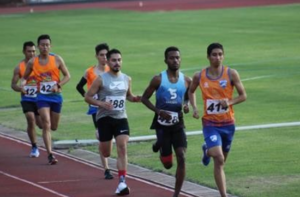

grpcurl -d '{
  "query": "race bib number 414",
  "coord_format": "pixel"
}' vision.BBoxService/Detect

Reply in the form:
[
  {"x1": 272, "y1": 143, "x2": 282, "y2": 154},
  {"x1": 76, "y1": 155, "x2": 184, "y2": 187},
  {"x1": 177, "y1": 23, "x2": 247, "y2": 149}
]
[
  {"x1": 105, "y1": 96, "x2": 126, "y2": 111},
  {"x1": 206, "y1": 99, "x2": 229, "y2": 114}
]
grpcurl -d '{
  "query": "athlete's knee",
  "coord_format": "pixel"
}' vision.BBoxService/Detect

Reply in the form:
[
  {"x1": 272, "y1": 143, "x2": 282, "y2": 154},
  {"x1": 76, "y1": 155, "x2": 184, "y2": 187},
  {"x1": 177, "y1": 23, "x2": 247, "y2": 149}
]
[
  {"x1": 176, "y1": 152, "x2": 185, "y2": 169},
  {"x1": 213, "y1": 154, "x2": 225, "y2": 166},
  {"x1": 160, "y1": 154, "x2": 173, "y2": 169},
  {"x1": 51, "y1": 126, "x2": 58, "y2": 131},
  {"x1": 117, "y1": 143, "x2": 127, "y2": 156},
  {"x1": 101, "y1": 151, "x2": 110, "y2": 158}
]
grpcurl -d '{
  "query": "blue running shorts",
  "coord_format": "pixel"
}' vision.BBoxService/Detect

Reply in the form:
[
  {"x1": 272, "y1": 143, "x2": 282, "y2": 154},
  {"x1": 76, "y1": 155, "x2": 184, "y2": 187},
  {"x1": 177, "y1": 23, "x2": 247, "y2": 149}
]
[{"x1": 202, "y1": 124, "x2": 235, "y2": 153}]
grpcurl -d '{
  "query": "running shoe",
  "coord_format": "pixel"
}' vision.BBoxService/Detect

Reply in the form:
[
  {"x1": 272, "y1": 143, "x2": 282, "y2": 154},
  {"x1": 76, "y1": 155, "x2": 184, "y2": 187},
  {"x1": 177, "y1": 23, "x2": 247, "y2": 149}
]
[
  {"x1": 104, "y1": 169, "x2": 113, "y2": 180},
  {"x1": 202, "y1": 143, "x2": 211, "y2": 166},
  {"x1": 48, "y1": 154, "x2": 58, "y2": 165},
  {"x1": 30, "y1": 147, "x2": 40, "y2": 158},
  {"x1": 115, "y1": 182, "x2": 130, "y2": 196}
]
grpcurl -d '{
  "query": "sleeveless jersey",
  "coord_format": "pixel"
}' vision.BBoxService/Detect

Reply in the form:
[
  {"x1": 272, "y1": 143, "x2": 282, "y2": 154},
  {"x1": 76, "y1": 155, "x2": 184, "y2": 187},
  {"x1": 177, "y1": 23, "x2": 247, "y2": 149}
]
[
  {"x1": 154, "y1": 70, "x2": 186, "y2": 127},
  {"x1": 85, "y1": 65, "x2": 109, "y2": 89},
  {"x1": 32, "y1": 54, "x2": 62, "y2": 103},
  {"x1": 85, "y1": 65, "x2": 109, "y2": 111},
  {"x1": 199, "y1": 66, "x2": 234, "y2": 126},
  {"x1": 96, "y1": 72, "x2": 129, "y2": 120},
  {"x1": 19, "y1": 61, "x2": 38, "y2": 102}
]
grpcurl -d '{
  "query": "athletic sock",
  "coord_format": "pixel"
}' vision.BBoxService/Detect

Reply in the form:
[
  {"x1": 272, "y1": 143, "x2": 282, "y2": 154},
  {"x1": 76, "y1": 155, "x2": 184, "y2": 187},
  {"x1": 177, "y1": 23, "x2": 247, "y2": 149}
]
[
  {"x1": 118, "y1": 170, "x2": 127, "y2": 182},
  {"x1": 32, "y1": 143, "x2": 37, "y2": 148}
]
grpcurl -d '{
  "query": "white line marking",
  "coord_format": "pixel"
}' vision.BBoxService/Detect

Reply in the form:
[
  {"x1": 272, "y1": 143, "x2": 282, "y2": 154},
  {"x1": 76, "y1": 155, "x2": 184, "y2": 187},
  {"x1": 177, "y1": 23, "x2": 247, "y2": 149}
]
[
  {"x1": 0, "y1": 170, "x2": 69, "y2": 197},
  {"x1": 242, "y1": 75, "x2": 273, "y2": 81},
  {"x1": 185, "y1": 121, "x2": 300, "y2": 135},
  {"x1": 38, "y1": 179, "x2": 81, "y2": 184}
]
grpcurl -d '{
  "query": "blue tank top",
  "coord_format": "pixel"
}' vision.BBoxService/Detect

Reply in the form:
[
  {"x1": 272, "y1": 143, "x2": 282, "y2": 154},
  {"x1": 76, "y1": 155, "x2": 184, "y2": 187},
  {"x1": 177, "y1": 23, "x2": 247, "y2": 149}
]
[{"x1": 155, "y1": 70, "x2": 186, "y2": 112}]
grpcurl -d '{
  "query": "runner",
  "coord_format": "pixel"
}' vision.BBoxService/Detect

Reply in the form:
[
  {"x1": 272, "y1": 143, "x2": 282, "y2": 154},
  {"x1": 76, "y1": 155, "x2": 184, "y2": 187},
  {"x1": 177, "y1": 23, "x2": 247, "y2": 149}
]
[{"x1": 11, "y1": 41, "x2": 42, "y2": 158}]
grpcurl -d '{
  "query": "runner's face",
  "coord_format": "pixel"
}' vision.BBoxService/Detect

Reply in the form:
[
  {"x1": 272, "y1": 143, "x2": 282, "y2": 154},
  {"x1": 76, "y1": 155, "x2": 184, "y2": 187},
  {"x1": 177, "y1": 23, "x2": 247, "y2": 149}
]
[
  {"x1": 38, "y1": 39, "x2": 51, "y2": 55},
  {"x1": 108, "y1": 53, "x2": 122, "y2": 73},
  {"x1": 96, "y1": 49, "x2": 108, "y2": 66},
  {"x1": 208, "y1": 48, "x2": 224, "y2": 67},
  {"x1": 165, "y1": 51, "x2": 181, "y2": 71},
  {"x1": 23, "y1": 46, "x2": 36, "y2": 60}
]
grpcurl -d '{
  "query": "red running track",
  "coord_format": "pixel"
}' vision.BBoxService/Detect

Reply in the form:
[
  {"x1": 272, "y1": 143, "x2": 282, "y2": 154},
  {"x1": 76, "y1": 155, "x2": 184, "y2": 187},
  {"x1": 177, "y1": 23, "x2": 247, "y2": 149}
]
[
  {"x1": 0, "y1": 0, "x2": 299, "y2": 14},
  {"x1": 0, "y1": 134, "x2": 192, "y2": 197}
]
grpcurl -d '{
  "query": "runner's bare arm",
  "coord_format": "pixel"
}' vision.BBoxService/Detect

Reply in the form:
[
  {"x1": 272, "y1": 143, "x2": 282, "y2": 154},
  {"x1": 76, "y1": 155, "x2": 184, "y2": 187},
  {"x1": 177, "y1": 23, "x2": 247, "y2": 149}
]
[
  {"x1": 188, "y1": 72, "x2": 200, "y2": 119},
  {"x1": 229, "y1": 69, "x2": 247, "y2": 105},
  {"x1": 141, "y1": 75, "x2": 161, "y2": 114},
  {"x1": 126, "y1": 77, "x2": 141, "y2": 102},
  {"x1": 84, "y1": 76, "x2": 112, "y2": 110},
  {"x1": 23, "y1": 59, "x2": 34, "y2": 80},
  {"x1": 11, "y1": 66, "x2": 23, "y2": 93},
  {"x1": 183, "y1": 76, "x2": 192, "y2": 113},
  {"x1": 56, "y1": 55, "x2": 71, "y2": 87}
]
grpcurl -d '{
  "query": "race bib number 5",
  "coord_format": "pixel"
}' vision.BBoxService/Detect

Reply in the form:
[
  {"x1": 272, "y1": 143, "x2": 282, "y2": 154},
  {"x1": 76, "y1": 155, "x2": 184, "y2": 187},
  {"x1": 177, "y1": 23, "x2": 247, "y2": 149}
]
[
  {"x1": 105, "y1": 96, "x2": 125, "y2": 111},
  {"x1": 206, "y1": 99, "x2": 229, "y2": 114},
  {"x1": 23, "y1": 85, "x2": 37, "y2": 98},
  {"x1": 40, "y1": 81, "x2": 57, "y2": 94},
  {"x1": 157, "y1": 110, "x2": 179, "y2": 126}
]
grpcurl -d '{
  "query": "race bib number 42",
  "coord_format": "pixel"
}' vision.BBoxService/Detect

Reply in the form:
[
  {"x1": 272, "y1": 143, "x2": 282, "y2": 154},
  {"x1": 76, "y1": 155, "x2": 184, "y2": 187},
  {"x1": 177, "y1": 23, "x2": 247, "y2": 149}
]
[
  {"x1": 40, "y1": 81, "x2": 57, "y2": 94},
  {"x1": 157, "y1": 110, "x2": 179, "y2": 126},
  {"x1": 23, "y1": 85, "x2": 37, "y2": 98},
  {"x1": 105, "y1": 96, "x2": 126, "y2": 111},
  {"x1": 206, "y1": 99, "x2": 229, "y2": 114}
]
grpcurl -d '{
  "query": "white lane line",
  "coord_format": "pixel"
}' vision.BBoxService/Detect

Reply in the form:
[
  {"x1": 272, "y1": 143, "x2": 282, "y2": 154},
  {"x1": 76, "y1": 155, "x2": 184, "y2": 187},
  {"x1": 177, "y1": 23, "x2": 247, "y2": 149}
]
[
  {"x1": 242, "y1": 75, "x2": 273, "y2": 81},
  {"x1": 0, "y1": 134, "x2": 194, "y2": 197},
  {"x1": 38, "y1": 179, "x2": 81, "y2": 184},
  {"x1": 0, "y1": 170, "x2": 69, "y2": 197},
  {"x1": 185, "y1": 121, "x2": 300, "y2": 135}
]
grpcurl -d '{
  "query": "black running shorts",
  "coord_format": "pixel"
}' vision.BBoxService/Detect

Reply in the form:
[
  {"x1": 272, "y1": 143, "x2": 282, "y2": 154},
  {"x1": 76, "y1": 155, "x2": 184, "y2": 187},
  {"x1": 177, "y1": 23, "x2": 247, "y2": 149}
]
[{"x1": 97, "y1": 116, "x2": 130, "y2": 142}]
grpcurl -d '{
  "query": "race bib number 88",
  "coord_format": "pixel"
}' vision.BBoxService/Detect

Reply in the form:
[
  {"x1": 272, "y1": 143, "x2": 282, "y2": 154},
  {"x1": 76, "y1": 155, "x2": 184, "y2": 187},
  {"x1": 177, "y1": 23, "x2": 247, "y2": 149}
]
[
  {"x1": 206, "y1": 99, "x2": 229, "y2": 114},
  {"x1": 105, "y1": 96, "x2": 125, "y2": 111}
]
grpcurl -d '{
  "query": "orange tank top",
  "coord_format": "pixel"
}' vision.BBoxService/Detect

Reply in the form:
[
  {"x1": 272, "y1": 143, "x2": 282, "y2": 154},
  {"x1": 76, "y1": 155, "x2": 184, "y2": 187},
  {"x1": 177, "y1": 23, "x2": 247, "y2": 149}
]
[
  {"x1": 32, "y1": 55, "x2": 60, "y2": 94},
  {"x1": 199, "y1": 66, "x2": 234, "y2": 126},
  {"x1": 85, "y1": 65, "x2": 109, "y2": 89},
  {"x1": 19, "y1": 61, "x2": 37, "y2": 86},
  {"x1": 19, "y1": 60, "x2": 38, "y2": 98}
]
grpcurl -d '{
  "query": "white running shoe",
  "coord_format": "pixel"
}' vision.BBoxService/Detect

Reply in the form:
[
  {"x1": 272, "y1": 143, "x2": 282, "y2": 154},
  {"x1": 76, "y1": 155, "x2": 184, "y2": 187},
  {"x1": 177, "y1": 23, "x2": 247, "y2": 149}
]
[
  {"x1": 115, "y1": 182, "x2": 130, "y2": 196},
  {"x1": 30, "y1": 147, "x2": 40, "y2": 158}
]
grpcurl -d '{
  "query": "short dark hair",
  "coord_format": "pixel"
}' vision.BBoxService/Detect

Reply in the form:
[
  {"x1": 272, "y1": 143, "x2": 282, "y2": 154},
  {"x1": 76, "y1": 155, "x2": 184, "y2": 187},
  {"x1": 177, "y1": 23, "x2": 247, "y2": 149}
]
[
  {"x1": 37, "y1": 34, "x2": 51, "y2": 45},
  {"x1": 207, "y1": 43, "x2": 224, "y2": 56},
  {"x1": 23, "y1": 41, "x2": 35, "y2": 51},
  {"x1": 106, "y1": 49, "x2": 121, "y2": 60},
  {"x1": 164, "y1": 46, "x2": 180, "y2": 59},
  {"x1": 95, "y1": 43, "x2": 109, "y2": 55}
]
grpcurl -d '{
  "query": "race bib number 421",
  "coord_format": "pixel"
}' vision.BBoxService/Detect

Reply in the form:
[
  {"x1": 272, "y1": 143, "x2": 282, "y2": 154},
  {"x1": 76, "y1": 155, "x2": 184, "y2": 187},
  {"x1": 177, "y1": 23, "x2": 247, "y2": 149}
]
[
  {"x1": 105, "y1": 96, "x2": 126, "y2": 111},
  {"x1": 206, "y1": 99, "x2": 229, "y2": 114}
]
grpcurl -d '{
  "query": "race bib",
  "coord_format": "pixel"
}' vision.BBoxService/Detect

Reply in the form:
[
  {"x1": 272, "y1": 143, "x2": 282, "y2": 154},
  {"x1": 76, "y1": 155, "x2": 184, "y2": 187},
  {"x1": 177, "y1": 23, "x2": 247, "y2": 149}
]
[
  {"x1": 40, "y1": 81, "x2": 57, "y2": 94},
  {"x1": 90, "y1": 94, "x2": 99, "y2": 108},
  {"x1": 105, "y1": 96, "x2": 126, "y2": 111},
  {"x1": 206, "y1": 99, "x2": 229, "y2": 114},
  {"x1": 157, "y1": 110, "x2": 179, "y2": 126},
  {"x1": 23, "y1": 85, "x2": 37, "y2": 98}
]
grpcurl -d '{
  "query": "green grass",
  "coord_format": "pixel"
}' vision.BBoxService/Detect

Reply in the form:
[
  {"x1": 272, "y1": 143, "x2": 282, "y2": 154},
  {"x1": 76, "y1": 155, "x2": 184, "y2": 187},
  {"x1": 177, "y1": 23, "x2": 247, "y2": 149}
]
[{"x1": 0, "y1": 4, "x2": 300, "y2": 197}]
